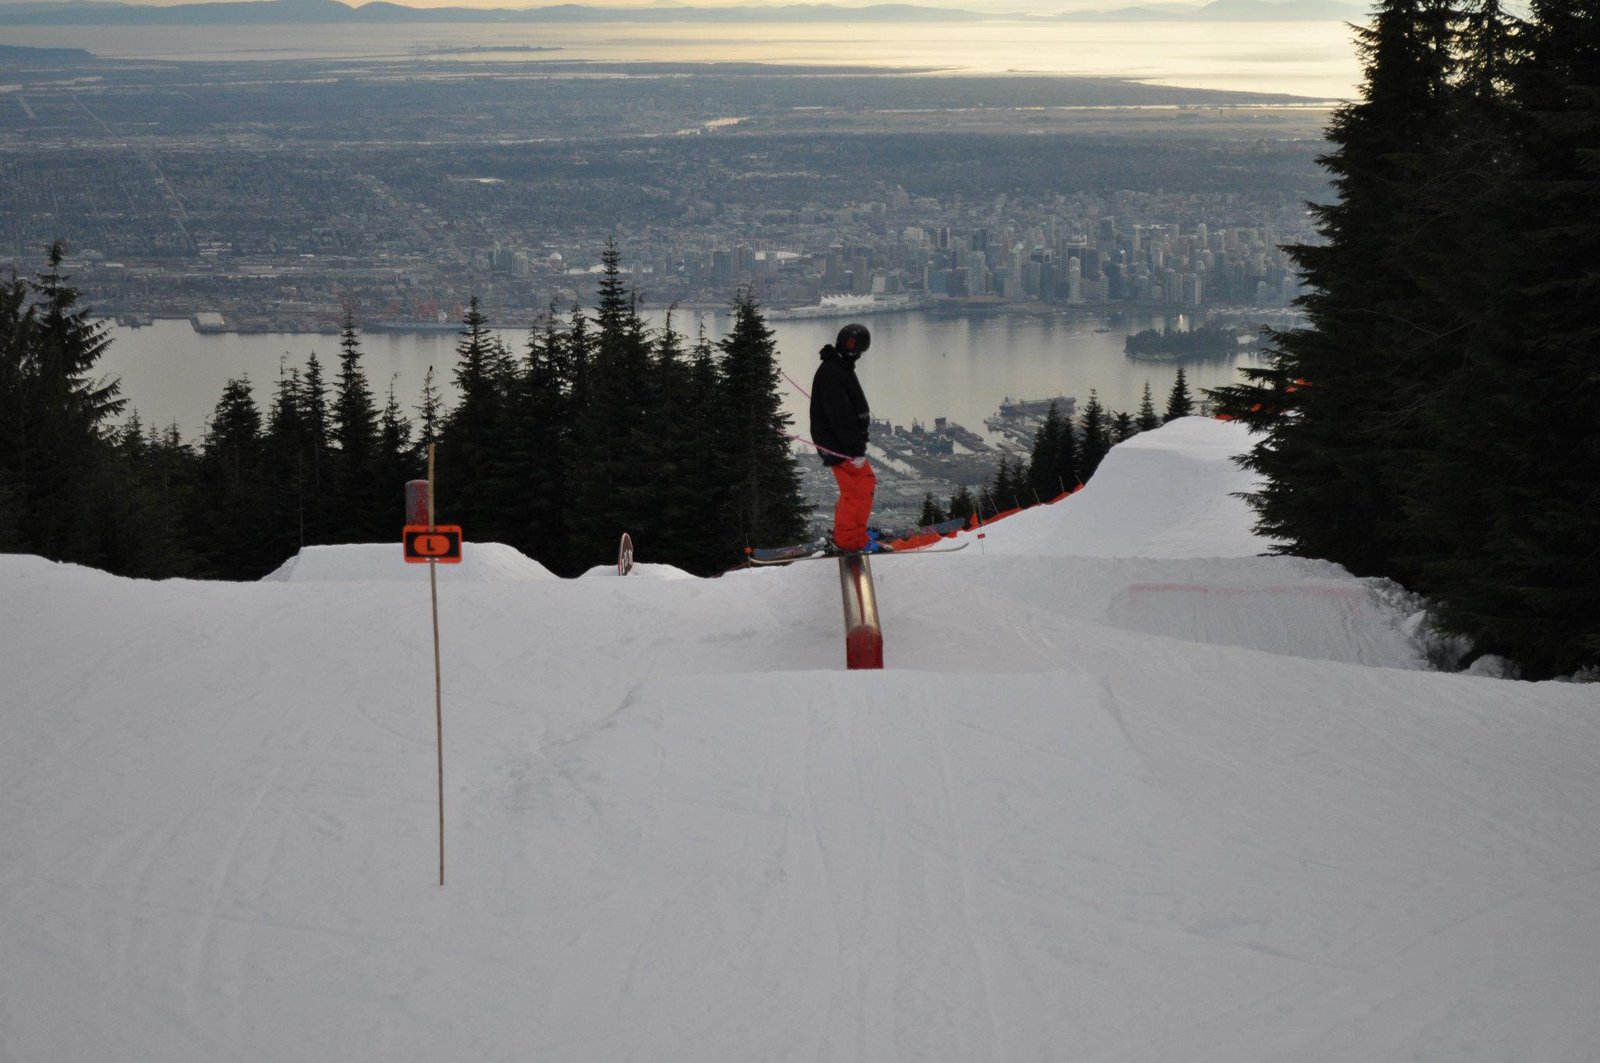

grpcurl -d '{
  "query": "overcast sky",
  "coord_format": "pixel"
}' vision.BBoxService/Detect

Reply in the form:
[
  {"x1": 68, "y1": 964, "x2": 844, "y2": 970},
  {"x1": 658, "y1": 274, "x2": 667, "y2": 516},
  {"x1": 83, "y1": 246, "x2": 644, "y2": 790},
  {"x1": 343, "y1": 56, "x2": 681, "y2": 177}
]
[{"x1": 49, "y1": 0, "x2": 1223, "y2": 11}]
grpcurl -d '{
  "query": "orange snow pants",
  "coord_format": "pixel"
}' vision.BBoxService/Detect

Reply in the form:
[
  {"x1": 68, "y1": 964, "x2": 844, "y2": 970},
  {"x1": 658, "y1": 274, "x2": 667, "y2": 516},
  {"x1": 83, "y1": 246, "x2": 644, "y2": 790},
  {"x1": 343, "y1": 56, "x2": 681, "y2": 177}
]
[{"x1": 830, "y1": 458, "x2": 877, "y2": 551}]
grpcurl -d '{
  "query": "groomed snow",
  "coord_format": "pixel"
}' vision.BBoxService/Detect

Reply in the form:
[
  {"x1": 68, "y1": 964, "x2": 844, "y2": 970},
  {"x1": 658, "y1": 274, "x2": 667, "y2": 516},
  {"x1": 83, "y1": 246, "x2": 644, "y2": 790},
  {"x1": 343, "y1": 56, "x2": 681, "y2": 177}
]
[
  {"x1": 265, "y1": 540, "x2": 557, "y2": 582},
  {"x1": 3, "y1": 418, "x2": 1596, "y2": 1062}
]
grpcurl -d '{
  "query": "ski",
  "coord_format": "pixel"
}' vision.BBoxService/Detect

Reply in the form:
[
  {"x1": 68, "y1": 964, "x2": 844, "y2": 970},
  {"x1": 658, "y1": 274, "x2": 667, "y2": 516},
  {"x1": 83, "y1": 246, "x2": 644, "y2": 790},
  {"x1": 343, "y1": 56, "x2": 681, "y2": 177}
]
[
  {"x1": 746, "y1": 517, "x2": 966, "y2": 563},
  {"x1": 871, "y1": 516, "x2": 968, "y2": 544},
  {"x1": 745, "y1": 541, "x2": 968, "y2": 566}
]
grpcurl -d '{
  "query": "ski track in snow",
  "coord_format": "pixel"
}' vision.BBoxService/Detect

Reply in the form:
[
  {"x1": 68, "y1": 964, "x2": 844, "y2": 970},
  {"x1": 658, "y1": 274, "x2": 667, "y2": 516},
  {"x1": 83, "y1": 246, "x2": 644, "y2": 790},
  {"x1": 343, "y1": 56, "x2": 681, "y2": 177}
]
[{"x1": 3, "y1": 419, "x2": 1599, "y2": 1062}]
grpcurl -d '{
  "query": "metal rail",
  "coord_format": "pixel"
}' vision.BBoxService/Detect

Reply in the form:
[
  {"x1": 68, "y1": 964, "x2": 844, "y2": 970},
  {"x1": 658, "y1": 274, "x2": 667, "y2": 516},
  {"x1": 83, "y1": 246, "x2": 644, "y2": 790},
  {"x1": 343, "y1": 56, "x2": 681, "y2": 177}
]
[{"x1": 837, "y1": 555, "x2": 884, "y2": 670}]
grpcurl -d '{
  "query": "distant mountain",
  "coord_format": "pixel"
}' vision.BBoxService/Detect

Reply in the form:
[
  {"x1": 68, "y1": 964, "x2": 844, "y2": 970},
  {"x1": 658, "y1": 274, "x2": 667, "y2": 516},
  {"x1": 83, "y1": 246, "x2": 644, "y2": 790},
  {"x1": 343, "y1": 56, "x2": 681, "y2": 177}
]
[
  {"x1": 0, "y1": 0, "x2": 990, "y2": 25},
  {"x1": 0, "y1": 0, "x2": 1368, "y2": 26},
  {"x1": 1054, "y1": 0, "x2": 1365, "y2": 19},
  {"x1": 1194, "y1": 0, "x2": 1365, "y2": 18}
]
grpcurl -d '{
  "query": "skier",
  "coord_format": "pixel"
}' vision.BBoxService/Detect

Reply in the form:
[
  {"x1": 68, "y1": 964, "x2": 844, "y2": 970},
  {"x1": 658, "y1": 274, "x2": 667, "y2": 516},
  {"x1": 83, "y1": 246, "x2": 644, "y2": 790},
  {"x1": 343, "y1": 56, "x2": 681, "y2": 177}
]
[{"x1": 810, "y1": 322, "x2": 888, "y2": 554}]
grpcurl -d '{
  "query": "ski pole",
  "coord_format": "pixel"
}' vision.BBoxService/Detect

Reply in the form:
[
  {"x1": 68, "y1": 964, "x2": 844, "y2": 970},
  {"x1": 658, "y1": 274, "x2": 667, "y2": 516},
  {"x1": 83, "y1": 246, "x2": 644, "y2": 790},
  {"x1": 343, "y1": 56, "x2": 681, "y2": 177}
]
[
  {"x1": 780, "y1": 368, "x2": 813, "y2": 400},
  {"x1": 776, "y1": 428, "x2": 855, "y2": 462}
]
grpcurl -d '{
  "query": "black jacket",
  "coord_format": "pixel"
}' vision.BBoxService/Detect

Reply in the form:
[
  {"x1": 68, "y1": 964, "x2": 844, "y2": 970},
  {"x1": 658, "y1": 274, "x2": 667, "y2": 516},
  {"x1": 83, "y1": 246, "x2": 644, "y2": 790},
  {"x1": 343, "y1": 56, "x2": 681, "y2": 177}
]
[{"x1": 810, "y1": 344, "x2": 870, "y2": 466}]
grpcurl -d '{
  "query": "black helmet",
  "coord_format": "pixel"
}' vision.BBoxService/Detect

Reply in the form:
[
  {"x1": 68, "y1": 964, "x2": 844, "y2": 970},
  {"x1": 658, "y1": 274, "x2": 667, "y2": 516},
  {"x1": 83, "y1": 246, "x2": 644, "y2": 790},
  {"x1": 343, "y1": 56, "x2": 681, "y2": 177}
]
[{"x1": 836, "y1": 323, "x2": 871, "y2": 355}]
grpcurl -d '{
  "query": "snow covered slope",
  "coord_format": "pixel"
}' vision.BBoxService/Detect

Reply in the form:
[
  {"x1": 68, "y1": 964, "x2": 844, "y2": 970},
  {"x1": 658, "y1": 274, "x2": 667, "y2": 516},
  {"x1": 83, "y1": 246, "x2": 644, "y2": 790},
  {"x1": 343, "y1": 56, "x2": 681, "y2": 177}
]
[{"x1": 3, "y1": 418, "x2": 1596, "y2": 1062}]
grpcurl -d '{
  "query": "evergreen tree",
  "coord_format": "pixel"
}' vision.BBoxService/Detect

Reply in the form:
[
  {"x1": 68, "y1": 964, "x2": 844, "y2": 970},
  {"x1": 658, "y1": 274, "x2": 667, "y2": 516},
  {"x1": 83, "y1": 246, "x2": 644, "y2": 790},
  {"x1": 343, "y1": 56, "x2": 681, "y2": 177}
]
[
  {"x1": 715, "y1": 290, "x2": 808, "y2": 555},
  {"x1": 947, "y1": 485, "x2": 977, "y2": 524},
  {"x1": 641, "y1": 306, "x2": 713, "y2": 571},
  {"x1": 563, "y1": 302, "x2": 593, "y2": 415},
  {"x1": 569, "y1": 244, "x2": 657, "y2": 564},
  {"x1": 0, "y1": 252, "x2": 204, "y2": 575},
  {"x1": 1231, "y1": 0, "x2": 1465, "y2": 581},
  {"x1": 1078, "y1": 389, "x2": 1111, "y2": 481},
  {"x1": 1111, "y1": 410, "x2": 1137, "y2": 444},
  {"x1": 415, "y1": 365, "x2": 445, "y2": 455},
  {"x1": 193, "y1": 378, "x2": 274, "y2": 578},
  {"x1": 263, "y1": 362, "x2": 311, "y2": 555},
  {"x1": 498, "y1": 311, "x2": 572, "y2": 571},
  {"x1": 1408, "y1": 0, "x2": 1600, "y2": 675},
  {"x1": 671, "y1": 321, "x2": 733, "y2": 574},
  {"x1": 437, "y1": 297, "x2": 512, "y2": 531},
  {"x1": 1162, "y1": 367, "x2": 1194, "y2": 422},
  {"x1": 1136, "y1": 381, "x2": 1161, "y2": 432},
  {"x1": 20, "y1": 243, "x2": 126, "y2": 565},
  {"x1": 988, "y1": 455, "x2": 1023, "y2": 513},
  {"x1": 919, "y1": 491, "x2": 946, "y2": 526},
  {"x1": 1026, "y1": 400, "x2": 1069, "y2": 501},
  {"x1": 0, "y1": 270, "x2": 34, "y2": 552},
  {"x1": 296, "y1": 352, "x2": 333, "y2": 545},
  {"x1": 1056, "y1": 408, "x2": 1080, "y2": 491},
  {"x1": 100, "y1": 414, "x2": 199, "y2": 578},
  {"x1": 376, "y1": 377, "x2": 414, "y2": 529},
  {"x1": 330, "y1": 312, "x2": 384, "y2": 541}
]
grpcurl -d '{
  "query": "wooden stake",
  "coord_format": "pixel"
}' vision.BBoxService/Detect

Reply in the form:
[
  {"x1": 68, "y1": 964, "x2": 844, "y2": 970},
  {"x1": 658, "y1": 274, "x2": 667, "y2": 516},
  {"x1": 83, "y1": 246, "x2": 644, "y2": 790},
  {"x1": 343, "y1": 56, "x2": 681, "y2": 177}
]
[{"x1": 428, "y1": 444, "x2": 445, "y2": 887}]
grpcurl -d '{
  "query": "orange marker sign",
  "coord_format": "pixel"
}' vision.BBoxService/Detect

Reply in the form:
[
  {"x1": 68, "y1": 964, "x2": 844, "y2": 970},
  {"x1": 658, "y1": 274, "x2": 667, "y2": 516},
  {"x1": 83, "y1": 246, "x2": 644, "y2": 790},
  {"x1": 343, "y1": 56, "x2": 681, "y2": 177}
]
[{"x1": 404, "y1": 525, "x2": 464, "y2": 564}]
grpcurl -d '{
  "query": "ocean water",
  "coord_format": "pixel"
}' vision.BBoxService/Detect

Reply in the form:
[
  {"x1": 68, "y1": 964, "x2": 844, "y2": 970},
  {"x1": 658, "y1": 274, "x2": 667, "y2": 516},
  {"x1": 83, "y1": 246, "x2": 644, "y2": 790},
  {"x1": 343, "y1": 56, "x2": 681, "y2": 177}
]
[
  {"x1": 99, "y1": 310, "x2": 1275, "y2": 445},
  {"x1": 5, "y1": 19, "x2": 1361, "y2": 99}
]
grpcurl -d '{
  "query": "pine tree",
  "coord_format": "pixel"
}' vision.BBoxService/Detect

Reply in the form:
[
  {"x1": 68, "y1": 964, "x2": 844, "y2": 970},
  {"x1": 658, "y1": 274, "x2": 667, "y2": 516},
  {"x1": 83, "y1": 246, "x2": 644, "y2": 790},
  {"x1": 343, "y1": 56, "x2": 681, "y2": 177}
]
[
  {"x1": 330, "y1": 312, "x2": 383, "y2": 541},
  {"x1": 716, "y1": 290, "x2": 808, "y2": 556},
  {"x1": 673, "y1": 321, "x2": 733, "y2": 574},
  {"x1": 263, "y1": 362, "x2": 311, "y2": 556},
  {"x1": 1162, "y1": 367, "x2": 1194, "y2": 422},
  {"x1": 563, "y1": 302, "x2": 592, "y2": 415},
  {"x1": 1408, "y1": 0, "x2": 1600, "y2": 675},
  {"x1": 1078, "y1": 389, "x2": 1111, "y2": 481},
  {"x1": 1233, "y1": 0, "x2": 1465, "y2": 580},
  {"x1": 193, "y1": 378, "x2": 274, "y2": 578},
  {"x1": 1026, "y1": 400, "x2": 1069, "y2": 501},
  {"x1": 569, "y1": 244, "x2": 657, "y2": 564},
  {"x1": 0, "y1": 270, "x2": 34, "y2": 552},
  {"x1": 1136, "y1": 381, "x2": 1161, "y2": 432},
  {"x1": 498, "y1": 310, "x2": 572, "y2": 571},
  {"x1": 1111, "y1": 410, "x2": 1136, "y2": 443},
  {"x1": 100, "y1": 414, "x2": 199, "y2": 579},
  {"x1": 642, "y1": 306, "x2": 713, "y2": 571},
  {"x1": 1056, "y1": 408, "x2": 1080, "y2": 490},
  {"x1": 989, "y1": 455, "x2": 1023, "y2": 513},
  {"x1": 438, "y1": 296, "x2": 512, "y2": 531},
  {"x1": 947, "y1": 485, "x2": 977, "y2": 523},
  {"x1": 298, "y1": 352, "x2": 332, "y2": 544},
  {"x1": 919, "y1": 491, "x2": 946, "y2": 526},
  {"x1": 415, "y1": 365, "x2": 445, "y2": 455},
  {"x1": 20, "y1": 243, "x2": 126, "y2": 565},
  {"x1": 376, "y1": 378, "x2": 414, "y2": 531}
]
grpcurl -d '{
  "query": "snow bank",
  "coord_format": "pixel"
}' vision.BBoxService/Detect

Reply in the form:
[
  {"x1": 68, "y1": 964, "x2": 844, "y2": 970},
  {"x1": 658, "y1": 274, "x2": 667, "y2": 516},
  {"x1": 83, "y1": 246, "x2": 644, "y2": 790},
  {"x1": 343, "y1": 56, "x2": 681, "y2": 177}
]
[
  {"x1": 580, "y1": 561, "x2": 697, "y2": 580},
  {"x1": 978, "y1": 416, "x2": 1272, "y2": 559},
  {"x1": 263, "y1": 541, "x2": 556, "y2": 582},
  {"x1": 934, "y1": 419, "x2": 1422, "y2": 666},
  {"x1": 4, "y1": 419, "x2": 1598, "y2": 1063}
]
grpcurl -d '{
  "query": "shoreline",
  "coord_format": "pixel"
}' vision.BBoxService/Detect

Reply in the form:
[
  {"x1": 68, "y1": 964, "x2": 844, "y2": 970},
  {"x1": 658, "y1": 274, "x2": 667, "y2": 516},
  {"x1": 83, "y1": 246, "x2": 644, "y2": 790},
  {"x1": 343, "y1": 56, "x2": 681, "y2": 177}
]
[{"x1": 102, "y1": 302, "x2": 1301, "y2": 336}]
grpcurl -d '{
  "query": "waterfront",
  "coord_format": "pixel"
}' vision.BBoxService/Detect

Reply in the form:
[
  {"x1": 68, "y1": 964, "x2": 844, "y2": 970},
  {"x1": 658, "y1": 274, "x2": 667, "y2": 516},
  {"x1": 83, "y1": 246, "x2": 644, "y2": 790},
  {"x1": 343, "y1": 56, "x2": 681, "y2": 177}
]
[{"x1": 100, "y1": 309, "x2": 1275, "y2": 447}]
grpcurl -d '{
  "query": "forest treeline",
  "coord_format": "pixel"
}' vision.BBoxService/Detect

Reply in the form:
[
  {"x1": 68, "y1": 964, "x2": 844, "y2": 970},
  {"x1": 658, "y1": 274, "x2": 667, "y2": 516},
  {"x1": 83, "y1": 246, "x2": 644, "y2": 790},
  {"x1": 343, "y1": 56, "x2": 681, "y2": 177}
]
[
  {"x1": 0, "y1": 242, "x2": 808, "y2": 579},
  {"x1": 0, "y1": 234, "x2": 1190, "y2": 583},
  {"x1": 1124, "y1": 322, "x2": 1242, "y2": 360},
  {"x1": 1208, "y1": 0, "x2": 1598, "y2": 678}
]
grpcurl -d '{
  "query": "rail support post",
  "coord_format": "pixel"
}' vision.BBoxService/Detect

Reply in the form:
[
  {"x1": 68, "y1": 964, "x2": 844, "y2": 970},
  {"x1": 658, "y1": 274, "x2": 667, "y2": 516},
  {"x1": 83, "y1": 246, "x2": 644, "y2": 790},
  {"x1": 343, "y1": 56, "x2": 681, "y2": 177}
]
[{"x1": 838, "y1": 554, "x2": 884, "y2": 670}]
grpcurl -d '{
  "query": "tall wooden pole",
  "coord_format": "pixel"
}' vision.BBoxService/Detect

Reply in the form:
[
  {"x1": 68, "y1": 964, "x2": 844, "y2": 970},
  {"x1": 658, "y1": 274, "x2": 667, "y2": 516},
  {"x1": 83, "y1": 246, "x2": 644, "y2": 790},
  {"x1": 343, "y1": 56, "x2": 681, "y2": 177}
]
[{"x1": 429, "y1": 445, "x2": 444, "y2": 886}]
